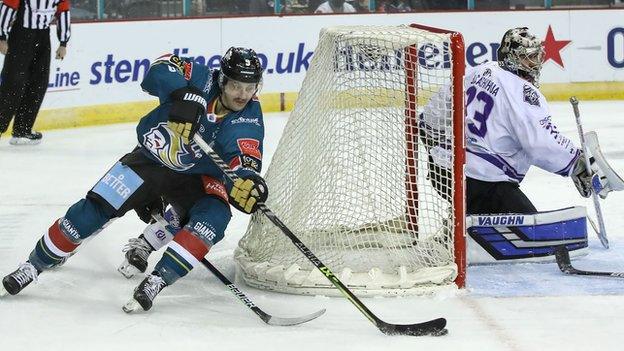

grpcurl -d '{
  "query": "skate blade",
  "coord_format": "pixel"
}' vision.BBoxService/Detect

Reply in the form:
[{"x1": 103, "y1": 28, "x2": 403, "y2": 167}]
[
  {"x1": 122, "y1": 299, "x2": 141, "y2": 313},
  {"x1": 117, "y1": 260, "x2": 140, "y2": 279},
  {"x1": 0, "y1": 285, "x2": 8, "y2": 297},
  {"x1": 9, "y1": 138, "x2": 42, "y2": 146}
]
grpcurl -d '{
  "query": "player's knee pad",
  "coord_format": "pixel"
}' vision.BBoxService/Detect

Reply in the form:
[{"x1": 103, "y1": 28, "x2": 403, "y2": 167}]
[
  {"x1": 185, "y1": 196, "x2": 231, "y2": 246},
  {"x1": 29, "y1": 218, "x2": 82, "y2": 271},
  {"x1": 467, "y1": 206, "x2": 588, "y2": 264},
  {"x1": 65, "y1": 198, "x2": 115, "y2": 240}
]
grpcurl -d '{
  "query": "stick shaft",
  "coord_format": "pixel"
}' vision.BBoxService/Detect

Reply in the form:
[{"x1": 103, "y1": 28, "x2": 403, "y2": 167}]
[{"x1": 569, "y1": 97, "x2": 609, "y2": 249}]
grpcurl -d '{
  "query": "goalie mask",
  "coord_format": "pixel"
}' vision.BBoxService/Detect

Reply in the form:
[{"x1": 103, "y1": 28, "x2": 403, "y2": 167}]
[
  {"x1": 497, "y1": 27, "x2": 544, "y2": 87},
  {"x1": 219, "y1": 47, "x2": 263, "y2": 87}
]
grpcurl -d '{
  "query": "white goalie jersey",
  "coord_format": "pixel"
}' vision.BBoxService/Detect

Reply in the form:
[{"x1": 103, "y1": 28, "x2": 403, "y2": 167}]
[{"x1": 422, "y1": 61, "x2": 581, "y2": 183}]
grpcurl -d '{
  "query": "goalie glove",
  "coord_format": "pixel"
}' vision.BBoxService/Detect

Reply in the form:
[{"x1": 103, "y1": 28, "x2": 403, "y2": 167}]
[
  {"x1": 228, "y1": 169, "x2": 268, "y2": 214},
  {"x1": 168, "y1": 86, "x2": 207, "y2": 144},
  {"x1": 571, "y1": 154, "x2": 610, "y2": 199}
]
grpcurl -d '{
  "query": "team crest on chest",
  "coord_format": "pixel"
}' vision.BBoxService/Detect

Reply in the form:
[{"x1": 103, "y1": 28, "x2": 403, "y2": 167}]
[{"x1": 143, "y1": 122, "x2": 195, "y2": 171}]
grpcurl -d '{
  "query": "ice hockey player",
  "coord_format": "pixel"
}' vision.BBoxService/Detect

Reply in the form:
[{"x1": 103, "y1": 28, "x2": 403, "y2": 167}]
[
  {"x1": 421, "y1": 27, "x2": 615, "y2": 215},
  {"x1": 0, "y1": 47, "x2": 269, "y2": 313}
]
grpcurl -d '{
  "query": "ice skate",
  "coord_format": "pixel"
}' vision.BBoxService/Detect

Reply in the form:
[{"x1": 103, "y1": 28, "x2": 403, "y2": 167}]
[
  {"x1": 9, "y1": 131, "x2": 43, "y2": 145},
  {"x1": 122, "y1": 273, "x2": 167, "y2": 313},
  {"x1": 118, "y1": 235, "x2": 154, "y2": 279},
  {"x1": 1, "y1": 262, "x2": 39, "y2": 296}
]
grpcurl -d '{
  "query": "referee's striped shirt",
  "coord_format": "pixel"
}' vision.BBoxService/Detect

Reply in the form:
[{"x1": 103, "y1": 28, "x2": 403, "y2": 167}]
[{"x1": 0, "y1": 0, "x2": 71, "y2": 45}]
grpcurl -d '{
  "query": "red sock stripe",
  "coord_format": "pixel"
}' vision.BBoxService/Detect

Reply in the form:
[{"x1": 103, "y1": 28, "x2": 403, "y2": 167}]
[
  {"x1": 49, "y1": 222, "x2": 80, "y2": 253},
  {"x1": 172, "y1": 229, "x2": 210, "y2": 261}
]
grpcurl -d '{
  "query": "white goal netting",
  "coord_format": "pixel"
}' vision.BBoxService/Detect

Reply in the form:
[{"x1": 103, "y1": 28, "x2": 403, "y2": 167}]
[{"x1": 235, "y1": 25, "x2": 465, "y2": 296}]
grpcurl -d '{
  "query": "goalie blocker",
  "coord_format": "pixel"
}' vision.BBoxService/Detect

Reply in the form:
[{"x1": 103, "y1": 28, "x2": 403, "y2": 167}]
[{"x1": 467, "y1": 206, "x2": 588, "y2": 263}]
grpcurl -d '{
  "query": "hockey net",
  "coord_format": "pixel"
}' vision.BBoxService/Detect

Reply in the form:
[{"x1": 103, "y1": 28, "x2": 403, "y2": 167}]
[{"x1": 235, "y1": 24, "x2": 465, "y2": 296}]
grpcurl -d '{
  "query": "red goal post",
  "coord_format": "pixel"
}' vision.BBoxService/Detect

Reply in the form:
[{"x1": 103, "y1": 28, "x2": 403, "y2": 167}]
[{"x1": 409, "y1": 23, "x2": 466, "y2": 288}]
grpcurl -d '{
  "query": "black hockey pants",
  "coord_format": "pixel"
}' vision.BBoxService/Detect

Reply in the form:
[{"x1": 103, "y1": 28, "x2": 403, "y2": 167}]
[
  {"x1": 466, "y1": 177, "x2": 538, "y2": 215},
  {"x1": 0, "y1": 26, "x2": 51, "y2": 136}
]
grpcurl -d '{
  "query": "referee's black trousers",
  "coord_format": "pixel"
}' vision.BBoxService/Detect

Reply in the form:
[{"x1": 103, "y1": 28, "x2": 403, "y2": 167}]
[{"x1": 0, "y1": 26, "x2": 51, "y2": 136}]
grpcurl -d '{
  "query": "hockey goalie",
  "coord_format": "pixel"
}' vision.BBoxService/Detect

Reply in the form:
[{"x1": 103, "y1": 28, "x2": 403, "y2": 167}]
[{"x1": 420, "y1": 27, "x2": 624, "y2": 263}]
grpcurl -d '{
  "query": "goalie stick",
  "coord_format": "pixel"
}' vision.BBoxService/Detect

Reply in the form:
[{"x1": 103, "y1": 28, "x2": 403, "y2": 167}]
[
  {"x1": 570, "y1": 97, "x2": 609, "y2": 249},
  {"x1": 192, "y1": 134, "x2": 448, "y2": 336},
  {"x1": 150, "y1": 213, "x2": 326, "y2": 326},
  {"x1": 554, "y1": 245, "x2": 624, "y2": 278}
]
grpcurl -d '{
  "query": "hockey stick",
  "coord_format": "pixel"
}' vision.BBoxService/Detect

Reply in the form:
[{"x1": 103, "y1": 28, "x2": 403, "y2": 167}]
[
  {"x1": 554, "y1": 245, "x2": 624, "y2": 278},
  {"x1": 570, "y1": 97, "x2": 609, "y2": 249},
  {"x1": 192, "y1": 134, "x2": 448, "y2": 336},
  {"x1": 151, "y1": 213, "x2": 326, "y2": 326}
]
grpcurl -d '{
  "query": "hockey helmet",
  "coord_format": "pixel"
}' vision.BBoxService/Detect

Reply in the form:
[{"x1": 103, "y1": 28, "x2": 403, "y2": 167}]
[
  {"x1": 497, "y1": 27, "x2": 544, "y2": 86},
  {"x1": 219, "y1": 47, "x2": 263, "y2": 85}
]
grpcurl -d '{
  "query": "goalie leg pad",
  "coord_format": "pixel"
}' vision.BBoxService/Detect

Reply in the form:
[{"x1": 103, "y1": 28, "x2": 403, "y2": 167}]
[{"x1": 467, "y1": 206, "x2": 588, "y2": 264}]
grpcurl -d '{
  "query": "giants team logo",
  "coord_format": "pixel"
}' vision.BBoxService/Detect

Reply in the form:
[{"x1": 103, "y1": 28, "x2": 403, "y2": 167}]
[
  {"x1": 143, "y1": 122, "x2": 195, "y2": 171},
  {"x1": 237, "y1": 138, "x2": 262, "y2": 159}
]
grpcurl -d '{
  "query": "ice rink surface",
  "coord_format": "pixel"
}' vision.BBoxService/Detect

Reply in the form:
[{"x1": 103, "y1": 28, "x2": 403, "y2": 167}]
[{"x1": 1, "y1": 100, "x2": 624, "y2": 351}]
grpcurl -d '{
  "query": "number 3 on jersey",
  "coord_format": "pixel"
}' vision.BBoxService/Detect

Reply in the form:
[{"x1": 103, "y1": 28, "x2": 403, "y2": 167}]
[{"x1": 466, "y1": 86, "x2": 494, "y2": 137}]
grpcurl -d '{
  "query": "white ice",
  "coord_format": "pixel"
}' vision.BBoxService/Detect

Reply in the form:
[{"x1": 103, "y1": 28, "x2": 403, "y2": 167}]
[{"x1": 1, "y1": 101, "x2": 624, "y2": 351}]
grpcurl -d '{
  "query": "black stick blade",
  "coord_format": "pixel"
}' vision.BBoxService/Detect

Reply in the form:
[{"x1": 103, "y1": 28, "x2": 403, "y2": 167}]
[
  {"x1": 378, "y1": 317, "x2": 447, "y2": 336},
  {"x1": 554, "y1": 245, "x2": 624, "y2": 278}
]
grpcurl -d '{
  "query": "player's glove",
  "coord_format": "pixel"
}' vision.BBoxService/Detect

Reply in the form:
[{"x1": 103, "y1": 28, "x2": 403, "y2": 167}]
[
  {"x1": 168, "y1": 86, "x2": 207, "y2": 144},
  {"x1": 228, "y1": 169, "x2": 268, "y2": 214},
  {"x1": 571, "y1": 153, "x2": 609, "y2": 199}
]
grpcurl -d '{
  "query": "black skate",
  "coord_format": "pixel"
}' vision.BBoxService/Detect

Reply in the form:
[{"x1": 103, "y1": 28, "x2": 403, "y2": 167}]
[
  {"x1": 9, "y1": 131, "x2": 43, "y2": 146},
  {"x1": 1, "y1": 262, "x2": 39, "y2": 296},
  {"x1": 117, "y1": 235, "x2": 154, "y2": 279},
  {"x1": 122, "y1": 273, "x2": 167, "y2": 313}
]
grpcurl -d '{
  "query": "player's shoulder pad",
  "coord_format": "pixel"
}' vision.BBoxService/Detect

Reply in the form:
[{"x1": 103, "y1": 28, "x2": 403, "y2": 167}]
[
  {"x1": 187, "y1": 64, "x2": 213, "y2": 91},
  {"x1": 151, "y1": 54, "x2": 190, "y2": 78}
]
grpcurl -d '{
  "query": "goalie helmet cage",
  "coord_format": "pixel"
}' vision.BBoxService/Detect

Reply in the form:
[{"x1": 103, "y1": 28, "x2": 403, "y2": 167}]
[{"x1": 235, "y1": 24, "x2": 466, "y2": 296}]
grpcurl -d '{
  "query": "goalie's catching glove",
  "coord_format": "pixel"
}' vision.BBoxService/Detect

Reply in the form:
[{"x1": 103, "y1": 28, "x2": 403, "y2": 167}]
[
  {"x1": 571, "y1": 153, "x2": 610, "y2": 199},
  {"x1": 228, "y1": 169, "x2": 268, "y2": 214},
  {"x1": 168, "y1": 86, "x2": 207, "y2": 144}
]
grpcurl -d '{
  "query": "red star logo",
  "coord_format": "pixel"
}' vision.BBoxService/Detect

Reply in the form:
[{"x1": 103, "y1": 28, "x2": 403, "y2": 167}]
[{"x1": 542, "y1": 25, "x2": 571, "y2": 68}]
